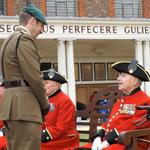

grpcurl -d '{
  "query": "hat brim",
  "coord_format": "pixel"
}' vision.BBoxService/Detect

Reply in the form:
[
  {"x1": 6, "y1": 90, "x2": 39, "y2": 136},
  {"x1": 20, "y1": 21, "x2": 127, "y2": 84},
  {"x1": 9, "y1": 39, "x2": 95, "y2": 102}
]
[
  {"x1": 111, "y1": 61, "x2": 150, "y2": 81},
  {"x1": 42, "y1": 70, "x2": 68, "y2": 84}
]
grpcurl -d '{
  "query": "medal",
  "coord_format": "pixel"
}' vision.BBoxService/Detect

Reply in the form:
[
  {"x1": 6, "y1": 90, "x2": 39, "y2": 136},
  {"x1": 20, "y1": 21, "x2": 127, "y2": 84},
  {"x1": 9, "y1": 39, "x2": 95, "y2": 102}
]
[
  {"x1": 49, "y1": 103, "x2": 55, "y2": 112},
  {"x1": 120, "y1": 104, "x2": 136, "y2": 115}
]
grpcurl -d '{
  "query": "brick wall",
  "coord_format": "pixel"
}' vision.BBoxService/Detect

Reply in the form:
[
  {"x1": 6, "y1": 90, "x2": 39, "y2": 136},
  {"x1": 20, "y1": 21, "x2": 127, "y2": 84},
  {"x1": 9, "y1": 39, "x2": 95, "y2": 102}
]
[
  {"x1": 6, "y1": 0, "x2": 45, "y2": 16},
  {"x1": 6, "y1": 0, "x2": 14, "y2": 16},
  {"x1": 143, "y1": 0, "x2": 150, "y2": 18},
  {"x1": 40, "y1": 0, "x2": 47, "y2": 15},
  {"x1": 85, "y1": 0, "x2": 108, "y2": 17},
  {"x1": 108, "y1": 0, "x2": 115, "y2": 17},
  {"x1": 77, "y1": 0, "x2": 115, "y2": 18},
  {"x1": 5, "y1": 0, "x2": 150, "y2": 18},
  {"x1": 13, "y1": 1, "x2": 28, "y2": 16},
  {"x1": 77, "y1": 0, "x2": 86, "y2": 17},
  {"x1": 77, "y1": 0, "x2": 150, "y2": 18}
]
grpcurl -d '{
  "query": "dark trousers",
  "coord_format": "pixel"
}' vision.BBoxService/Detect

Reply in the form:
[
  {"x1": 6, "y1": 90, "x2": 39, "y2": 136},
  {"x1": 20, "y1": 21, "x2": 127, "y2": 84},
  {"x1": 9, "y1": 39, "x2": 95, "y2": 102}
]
[{"x1": 5, "y1": 120, "x2": 41, "y2": 150}]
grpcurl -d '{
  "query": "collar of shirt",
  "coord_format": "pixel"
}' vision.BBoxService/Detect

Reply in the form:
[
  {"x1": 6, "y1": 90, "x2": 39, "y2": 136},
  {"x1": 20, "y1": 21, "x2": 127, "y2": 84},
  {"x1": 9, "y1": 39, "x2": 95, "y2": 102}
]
[
  {"x1": 48, "y1": 89, "x2": 61, "y2": 98},
  {"x1": 129, "y1": 87, "x2": 141, "y2": 95}
]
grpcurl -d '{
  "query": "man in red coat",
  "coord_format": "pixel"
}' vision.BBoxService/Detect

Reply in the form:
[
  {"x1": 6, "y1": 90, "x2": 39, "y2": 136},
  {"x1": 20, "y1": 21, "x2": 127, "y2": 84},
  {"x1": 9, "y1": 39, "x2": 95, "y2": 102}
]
[
  {"x1": 78, "y1": 59, "x2": 150, "y2": 150},
  {"x1": 0, "y1": 120, "x2": 6, "y2": 150},
  {"x1": 40, "y1": 69, "x2": 79, "y2": 150},
  {"x1": 0, "y1": 136, "x2": 6, "y2": 150}
]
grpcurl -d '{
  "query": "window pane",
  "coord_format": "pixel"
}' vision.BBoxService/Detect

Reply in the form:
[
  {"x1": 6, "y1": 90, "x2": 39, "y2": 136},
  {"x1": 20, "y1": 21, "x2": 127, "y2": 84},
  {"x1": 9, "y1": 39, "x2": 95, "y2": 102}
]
[
  {"x1": 47, "y1": 0, "x2": 76, "y2": 17},
  {"x1": 56, "y1": 1, "x2": 67, "y2": 16},
  {"x1": 0, "y1": 0, "x2": 4, "y2": 15},
  {"x1": 107, "y1": 63, "x2": 118, "y2": 80},
  {"x1": 115, "y1": 0, "x2": 142, "y2": 18},
  {"x1": 94, "y1": 63, "x2": 106, "y2": 80},
  {"x1": 40, "y1": 62, "x2": 51, "y2": 71},
  {"x1": 81, "y1": 63, "x2": 93, "y2": 81},
  {"x1": 47, "y1": 1, "x2": 56, "y2": 16},
  {"x1": 75, "y1": 63, "x2": 80, "y2": 81},
  {"x1": 53, "y1": 63, "x2": 58, "y2": 71}
]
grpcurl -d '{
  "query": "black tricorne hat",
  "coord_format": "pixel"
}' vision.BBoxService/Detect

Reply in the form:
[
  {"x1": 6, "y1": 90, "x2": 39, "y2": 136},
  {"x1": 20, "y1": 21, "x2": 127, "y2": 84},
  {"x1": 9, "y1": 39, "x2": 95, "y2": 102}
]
[
  {"x1": 42, "y1": 69, "x2": 68, "y2": 84},
  {"x1": 111, "y1": 59, "x2": 150, "y2": 81}
]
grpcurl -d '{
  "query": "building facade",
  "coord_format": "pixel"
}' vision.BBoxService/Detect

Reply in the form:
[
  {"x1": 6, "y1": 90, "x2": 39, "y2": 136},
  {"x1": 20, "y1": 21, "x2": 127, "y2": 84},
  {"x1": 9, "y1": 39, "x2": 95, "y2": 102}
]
[{"x1": 0, "y1": 0, "x2": 150, "y2": 105}]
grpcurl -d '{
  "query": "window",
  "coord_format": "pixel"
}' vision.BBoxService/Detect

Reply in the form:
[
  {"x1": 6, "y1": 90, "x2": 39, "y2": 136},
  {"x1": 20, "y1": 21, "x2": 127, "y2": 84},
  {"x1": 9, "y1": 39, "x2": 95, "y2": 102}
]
[
  {"x1": 51, "y1": 62, "x2": 118, "y2": 82},
  {"x1": 52, "y1": 63, "x2": 79, "y2": 81},
  {"x1": 40, "y1": 62, "x2": 51, "y2": 71},
  {"x1": 53, "y1": 63, "x2": 58, "y2": 71},
  {"x1": 107, "y1": 63, "x2": 118, "y2": 80},
  {"x1": 26, "y1": 0, "x2": 30, "y2": 5},
  {"x1": 115, "y1": 0, "x2": 142, "y2": 18},
  {"x1": 46, "y1": 0, "x2": 76, "y2": 17},
  {"x1": 75, "y1": 63, "x2": 80, "y2": 81},
  {"x1": 94, "y1": 63, "x2": 106, "y2": 80},
  {"x1": 81, "y1": 63, "x2": 93, "y2": 81},
  {"x1": 0, "y1": 0, "x2": 4, "y2": 15}
]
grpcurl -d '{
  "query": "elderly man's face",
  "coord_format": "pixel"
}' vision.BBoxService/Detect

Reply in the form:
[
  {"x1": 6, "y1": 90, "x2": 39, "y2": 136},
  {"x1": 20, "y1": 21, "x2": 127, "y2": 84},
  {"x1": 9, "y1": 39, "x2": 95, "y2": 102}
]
[
  {"x1": 44, "y1": 80, "x2": 58, "y2": 96},
  {"x1": 117, "y1": 72, "x2": 139, "y2": 94}
]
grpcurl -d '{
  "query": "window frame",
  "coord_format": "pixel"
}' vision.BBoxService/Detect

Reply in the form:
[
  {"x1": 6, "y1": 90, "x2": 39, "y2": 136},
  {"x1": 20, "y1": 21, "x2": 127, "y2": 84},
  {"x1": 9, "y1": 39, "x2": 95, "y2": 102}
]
[
  {"x1": 107, "y1": 62, "x2": 118, "y2": 80},
  {"x1": 94, "y1": 63, "x2": 106, "y2": 81},
  {"x1": 75, "y1": 63, "x2": 80, "y2": 81},
  {"x1": 115, "y1": 0, "x2": 142, "y2": 19},
  {"x1": 46, "y1": 0, "x2": 76, "y2": 17},
  {"x1": 81, "y1": 63, "x2": 93, "y2": 81},
  {"x1": 53, "y1": 63, "x2": 58, "y2": 71},
  {"x1": 0, "y1": 0, "x2": 4, "y2": 15}
]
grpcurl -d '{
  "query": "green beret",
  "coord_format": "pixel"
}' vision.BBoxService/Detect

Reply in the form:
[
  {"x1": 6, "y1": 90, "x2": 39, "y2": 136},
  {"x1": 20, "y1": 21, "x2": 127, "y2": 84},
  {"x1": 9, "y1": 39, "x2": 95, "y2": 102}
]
[
  {"x1": 111, "y1": 59, "x2": 150, "y2": 81},
  {"x1": 42, "y1": 69, "x2": 68, "y2": 84},
  {"x1": 22, "y1": 4, "x2": 47, "y2": 25}
]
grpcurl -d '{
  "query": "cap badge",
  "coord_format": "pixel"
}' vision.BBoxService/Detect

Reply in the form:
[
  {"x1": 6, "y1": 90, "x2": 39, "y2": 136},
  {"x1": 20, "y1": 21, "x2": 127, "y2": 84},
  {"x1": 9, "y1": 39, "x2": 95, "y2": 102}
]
[
  {"x1": 129, "y1": 68, "x2": 134, "y2": 74},
  {"x1": 128, "y1": 59, "x2": 138, "y2": 74},
  {"x1": 48, "y1": 69, "x2": 55, "y2": 79}
]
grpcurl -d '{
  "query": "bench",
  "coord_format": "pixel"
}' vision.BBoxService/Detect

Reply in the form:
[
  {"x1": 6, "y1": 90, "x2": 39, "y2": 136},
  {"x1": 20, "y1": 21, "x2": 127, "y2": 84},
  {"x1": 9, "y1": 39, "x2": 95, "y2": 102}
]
[
  {"x1": 76, "y1": 86, "x2": 124, "y2": 143},
  {"x1": 118, "y1": 125, "x2": 150, "y2": 149},
  {"x1": 76, "y1": 86, "x2": 150, "y2": 149}
]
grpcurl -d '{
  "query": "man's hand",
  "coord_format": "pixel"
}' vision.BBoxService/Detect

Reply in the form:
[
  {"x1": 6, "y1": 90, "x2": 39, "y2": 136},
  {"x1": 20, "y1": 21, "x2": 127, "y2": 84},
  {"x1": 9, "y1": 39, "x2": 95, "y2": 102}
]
[
  {"x1": 91, "y1": 128, "x2": 105, "y2": 142},
  {"x1": 91, "y1": 137, "x2": 102, "y2": 150}
]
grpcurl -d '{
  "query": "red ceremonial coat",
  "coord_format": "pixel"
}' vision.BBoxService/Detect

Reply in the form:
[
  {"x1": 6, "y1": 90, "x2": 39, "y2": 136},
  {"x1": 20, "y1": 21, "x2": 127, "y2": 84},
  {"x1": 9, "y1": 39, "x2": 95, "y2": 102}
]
[
  {"x1": 81, "y1": 89, "x2": 150, "y2": 150},
  {"x1": 0, "y1": 120, "x2": 7, "y2": 150},
  {"x1": 0, "y1": 136, "x2": 7, "y2": 150},
  {"x1": 40, "y1": 89, "x2": 79, "y2": 150},
  {"x1": 0, "y1": 120, "x2": 4, "y2": 128}
]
